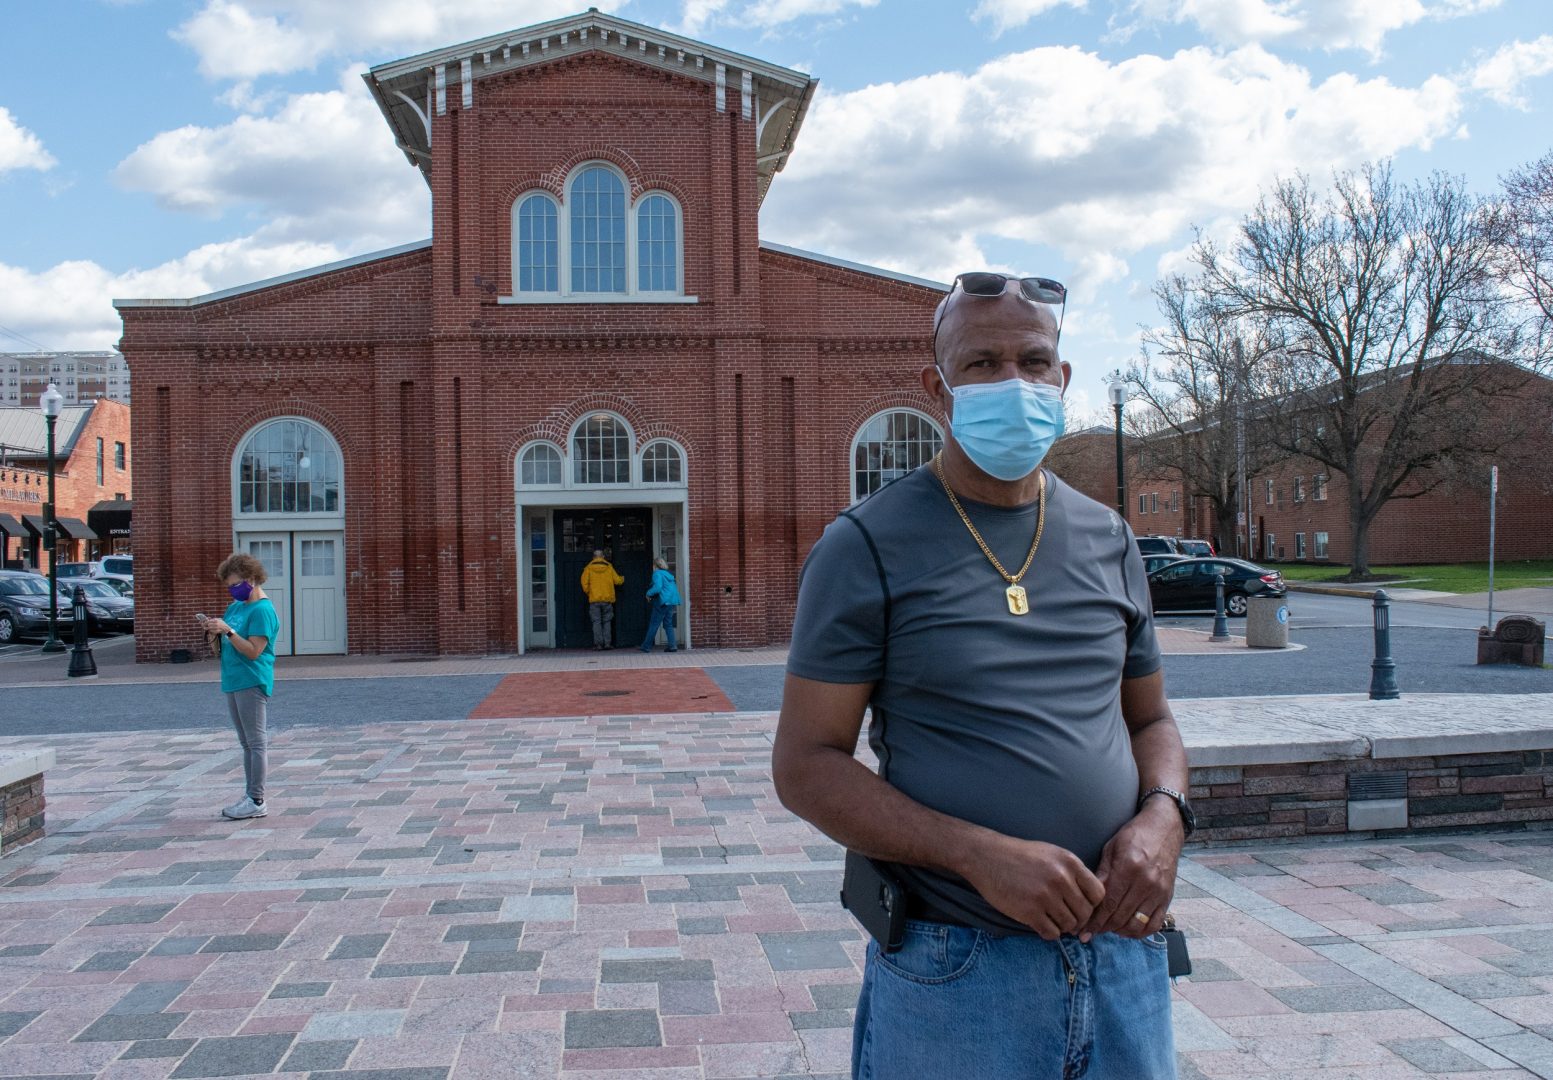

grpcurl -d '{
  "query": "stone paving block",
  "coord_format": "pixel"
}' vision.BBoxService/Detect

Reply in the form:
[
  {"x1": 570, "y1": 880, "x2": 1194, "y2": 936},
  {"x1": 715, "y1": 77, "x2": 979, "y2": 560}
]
[
  {"x1": 790, "y1": 1010, "x2": 853, "y2": 1030},
  {"x1": 758, "y1": 932, "x2": 856, "y2": 971},
  {"x1": 808, "y1": 984, "x2": 861, "y2": 1011},
  {"x1": 0, "y1": 943, "x2": 50, "y2": 956},
  {"x1": 455, "y1": 950, "x2": 542, "y2": 974},
  {"x1": 427, "y1": 899, "x2": 501, "y2": 915},
  {"x1": 269, "y1": 982, "x2": 330, "y2": 999},
  {"x1": 150, "y1": 937, "x2": 208, "y2": 957},
  {"x1": 499, "y1": 894, "x2": 575, "y2": 922},
  {"x1": 564, "y1": 1008, "x2": 662, "y2": 1049},
  {"x1": 371, "y1": 963, "x2": 454, "y2": 979},
  {"x1": 658, "y1": 980, "x2": 720, "y2": 1016},
  {"x1": 1182, "y1": 959, "x2": 1241, "y2": 983},
  {"x1": 1348, "y1": 883, "x2": 1446, "y2": 905},
  {"x1": 443, "y1": 923, "x2": 524, "y2": 943},
  {"x1": 678, "y1": 916, "x2": 727, "y2": 935},
  {"x1": 169, "y1": 1033, "x2": 295, "y2": 1077},
  {"x1": 76, "y1": 1012, "x2": 188, "y2": 1042},
  {"x1": 199, "y1": 934, "x2": 288, "y2": 954},
  {"x1": 1268, "y1": 985, "x2": 1411, "y2": 1013},
  {"x1": 279, "y1": 1037, "x2": 357, "y2": 1071},
  {"x1": 90, "y1": 903, "x2": 177, "y2": 926},
  {"x1": 299, "y1": 1010, "x2": 405, "y2": 1042},
  {"x1": 1385, "y1": 1036, "x2": 1495, "y2": 1073},
  {"x1": 120, "y1": 1038, "x2": 198, "y2": 1059},
  {"x1": 307, "y1": 1070, "x2": 448, "y2": 1080},
  {"x1": 111, "y1": 981, "x2": 191, "y2": 1015},
  {"x1": 1435, "y1": 973, "x2": 1541, "y2": 999},
  {"x1": 0, "y1": 1011, "x2": 40, "y2": 1037},
  {"x1": 601, "y1": 959, "x2": 715, "y2": 983},
  {"x1": 328, "y1": 934, "x2": 391, "y2": 961},
  {"x1": 76, "y1": 949, "x2": 144, "y2": 972}
]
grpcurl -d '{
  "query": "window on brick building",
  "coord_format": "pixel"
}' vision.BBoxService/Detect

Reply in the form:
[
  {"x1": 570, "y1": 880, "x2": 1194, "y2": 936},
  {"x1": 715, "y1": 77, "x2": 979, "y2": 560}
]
[
  {"x1": 1313, "y1": 473, "x2": 1327, "y2": 501},
  {"x1": 1295, "y1": 532, "x2": 1306, "y2": 558},
  {"x1": 518, "y1": 442, "x2": 563, "y2": 487},
  {"x1": 509, "y1": 164, "x2": 684, "y2": 300},
  {"x1": 1138, "y1": 493, "x2": 1147, "y2": 514},
  {"x1": 1293, "y1": 476, "x2": 1304, "y2": 503},
  {"x1": 1265, "y1": 478, "x2": 1274, "y2": 505},
  {"x1": 235, "y1": 418, "x2": 341, "y2": 514},
  {"x1": 1314, "y1": 531, "x2": 1328, "y2": 558},
  {"x1": 515, "y1": 194, "x2": 559, "y2": 292},
  {"x1": 640, "y1": 441, "x2": 685, "y2": 485},
  {"x1": 96, "y1": 438, "x2": 104, "y2": 484},
  {"x1": 571, "y1": 413, "x2": 631, "y2": 485},
  {"x1": 1149, "y1": 492, "x2": 1159, "y2": 514},
  {"x1": 114, "y1": 442, "x2": 126, "y2": 470},
  {"x1": 851, "y1": 409, "x2": 943, "y2": 503}
]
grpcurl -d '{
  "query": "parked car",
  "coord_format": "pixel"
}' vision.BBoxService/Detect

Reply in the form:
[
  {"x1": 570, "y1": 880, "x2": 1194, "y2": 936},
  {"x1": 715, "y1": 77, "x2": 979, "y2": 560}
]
[
  {"x1": 0, "y1": 571, "x2": 59, "y2": 644},
  {"x1": 1134, "y1": 535, "x2": 1182, "y2": 556},
  {"x1": 1177, "y1": 538, "x2": 1215, "y2": 557},
  {"x1": 90, "y1": 555, "x2": 134, "y2": 594},
  {"x1": 55, "y1": 562, "x2": 93, "y2": 580},
  {"x1": 1141, "y1": 553, "x2": 1189, "y2": 576},
  {"x1": 1146, "y1": 557, "x2": 1287, "y2": 616},
  {"x1": 56, "y1": 579, "x2": 135, "y2": 633}
]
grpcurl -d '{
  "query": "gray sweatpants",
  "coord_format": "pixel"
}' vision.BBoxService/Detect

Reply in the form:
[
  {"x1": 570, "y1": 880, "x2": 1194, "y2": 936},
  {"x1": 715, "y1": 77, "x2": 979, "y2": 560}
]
[
  {"x1": 589, "y1": 601, "x2": 614, "y2": 647},
  {"x1": 226, "y1": 686, "x2": 269, "y2": 803}
]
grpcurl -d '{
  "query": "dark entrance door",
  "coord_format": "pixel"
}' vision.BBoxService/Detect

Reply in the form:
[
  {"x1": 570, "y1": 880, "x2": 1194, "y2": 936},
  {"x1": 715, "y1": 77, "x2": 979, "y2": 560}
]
[{"x1": 555, "y1": 507, "x2": 653, "y2": 649}]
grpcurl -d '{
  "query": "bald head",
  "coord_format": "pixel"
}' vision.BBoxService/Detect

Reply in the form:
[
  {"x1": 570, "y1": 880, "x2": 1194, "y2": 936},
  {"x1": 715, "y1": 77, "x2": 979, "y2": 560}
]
[{"x1": 930, "y1": 288, "x2": 1066, "y2": 396}]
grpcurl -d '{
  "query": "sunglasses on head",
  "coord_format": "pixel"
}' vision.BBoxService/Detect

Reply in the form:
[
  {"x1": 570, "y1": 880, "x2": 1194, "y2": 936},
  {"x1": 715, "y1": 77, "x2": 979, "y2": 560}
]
[{"x1": 934, "y1": 272, "x2": 1068, "y2": 352}]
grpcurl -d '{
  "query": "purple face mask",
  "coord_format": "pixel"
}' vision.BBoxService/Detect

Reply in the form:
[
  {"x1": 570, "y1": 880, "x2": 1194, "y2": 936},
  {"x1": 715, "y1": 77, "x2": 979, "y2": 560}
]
[{"x1": 228, "y1": 582, "x2": 254, "y2": 602}]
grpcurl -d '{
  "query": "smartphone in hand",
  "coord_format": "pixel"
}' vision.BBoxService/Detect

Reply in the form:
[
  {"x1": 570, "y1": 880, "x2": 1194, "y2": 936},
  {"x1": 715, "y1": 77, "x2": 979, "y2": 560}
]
[{"x1": 195, "y1": 613, "x2": 208, "y2": 624}]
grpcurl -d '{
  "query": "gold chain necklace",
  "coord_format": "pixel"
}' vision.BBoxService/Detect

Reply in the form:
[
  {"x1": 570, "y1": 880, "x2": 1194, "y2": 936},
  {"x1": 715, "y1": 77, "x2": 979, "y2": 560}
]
[{"x1": 933, "y1": 451, "x2": 1046, "y2": 615}]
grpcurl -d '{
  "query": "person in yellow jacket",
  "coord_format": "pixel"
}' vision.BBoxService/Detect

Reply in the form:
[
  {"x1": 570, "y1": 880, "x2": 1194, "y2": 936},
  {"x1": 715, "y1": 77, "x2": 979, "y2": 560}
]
[{"x1": 580, "y1": 549, "x2": 625, "y2": 650}]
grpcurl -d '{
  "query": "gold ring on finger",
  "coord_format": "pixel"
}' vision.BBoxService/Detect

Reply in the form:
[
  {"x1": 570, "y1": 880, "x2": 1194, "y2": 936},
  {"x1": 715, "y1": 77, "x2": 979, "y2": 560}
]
[{"x1": 1133, "y1": 911, "x2": 1150, "y2": 925}]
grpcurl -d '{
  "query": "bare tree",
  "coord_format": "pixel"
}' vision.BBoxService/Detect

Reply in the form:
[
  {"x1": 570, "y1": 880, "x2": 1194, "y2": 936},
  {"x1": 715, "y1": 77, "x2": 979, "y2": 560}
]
[
  {"x1": 1492, "y1": 150, "x2": 1553, "y2": 359},
  {"x1": 1197, "y1": 162, "x2": 1520, "y2": 578},
  {"x1": 1127, "y1": 274, "x2": 1282, "y2": 556}
]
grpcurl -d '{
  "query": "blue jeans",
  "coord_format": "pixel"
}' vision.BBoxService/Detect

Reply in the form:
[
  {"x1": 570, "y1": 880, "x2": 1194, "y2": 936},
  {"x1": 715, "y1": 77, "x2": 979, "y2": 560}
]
[
  {"x1": 853, "y1": 922, "x2": 1175, "y2": 1080},
  {"x1": 639, "y1": 603, "x2": 678, "y2": 651}
]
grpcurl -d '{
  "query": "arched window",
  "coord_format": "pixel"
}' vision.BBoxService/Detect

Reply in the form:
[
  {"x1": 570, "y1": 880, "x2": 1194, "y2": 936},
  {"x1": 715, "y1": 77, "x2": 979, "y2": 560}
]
[
  {"x1": 636, "y1": 194, "x2": 679, "y2": 293},
  {"x1": 236, "y1": 418, "x2": 342, "y2": 514},
  {"x1": 640, "y1": 440, "x2": 685, "y2": 485},
  {"x1": 518, "y1": 442, "x2": 563, "y2": 486},
  {"x1": 852, "y1": 409, "x2": 943, "y2": 502},
  {"x1": 569, "y1": 167, "x2": 626, "y2": 293},
  {"x1": 515, "y1": 194, "x2": 558, "y2": 293},
  {"x1": 571, "y1": 413, "x2": 631, "y2": 485}
]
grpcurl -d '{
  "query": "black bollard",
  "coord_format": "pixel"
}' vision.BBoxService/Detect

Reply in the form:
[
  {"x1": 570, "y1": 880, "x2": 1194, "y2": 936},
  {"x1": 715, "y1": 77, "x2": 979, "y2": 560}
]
[
  {"x1": 66, "y1": 584, "x2": 98, "y2": 679},
  {"x1": 1209, "y1": 573, "x2": 1231, "y2": 642},
  {"x1": 1369, "y1": 589, "x2": 1399, "y2": 700}
]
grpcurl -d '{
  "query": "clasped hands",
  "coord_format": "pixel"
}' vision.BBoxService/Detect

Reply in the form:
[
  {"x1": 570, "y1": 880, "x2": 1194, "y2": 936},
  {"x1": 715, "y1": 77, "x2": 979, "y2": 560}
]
[{"x1": 965, "y1": 803, "x2": 1183, "y2": 942}]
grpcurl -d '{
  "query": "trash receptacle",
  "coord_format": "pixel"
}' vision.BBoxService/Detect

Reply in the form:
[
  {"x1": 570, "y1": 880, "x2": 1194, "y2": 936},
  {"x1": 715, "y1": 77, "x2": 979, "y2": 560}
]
[{"x1": 1246, "y1": 596, "x2": 1290, "y2": 648}]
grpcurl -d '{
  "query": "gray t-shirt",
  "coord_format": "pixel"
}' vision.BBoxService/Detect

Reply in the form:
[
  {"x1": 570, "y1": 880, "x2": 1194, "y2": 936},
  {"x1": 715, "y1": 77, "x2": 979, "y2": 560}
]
[{"x1": 786, "y1": 465, "x2": 1162, "y2": 934}]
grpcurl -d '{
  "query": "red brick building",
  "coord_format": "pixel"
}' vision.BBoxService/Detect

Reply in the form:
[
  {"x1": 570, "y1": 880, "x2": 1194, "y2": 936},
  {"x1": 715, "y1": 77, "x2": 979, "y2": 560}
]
[
  {"x1": 116, "y1": 11, "x2": 946, "y2": 661},
  {"x1": 0, "y1": 399, "x2": 133, "y2": 571}
]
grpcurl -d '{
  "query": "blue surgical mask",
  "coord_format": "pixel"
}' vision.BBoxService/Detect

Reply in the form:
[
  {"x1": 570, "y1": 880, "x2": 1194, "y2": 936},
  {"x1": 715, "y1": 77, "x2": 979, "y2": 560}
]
[
  {"x1": 938, "y1": 368, "x2": 1066, "y2": 482},
  {"x1": 228, "y1": 582, "x2": 254, "y2": 602}
]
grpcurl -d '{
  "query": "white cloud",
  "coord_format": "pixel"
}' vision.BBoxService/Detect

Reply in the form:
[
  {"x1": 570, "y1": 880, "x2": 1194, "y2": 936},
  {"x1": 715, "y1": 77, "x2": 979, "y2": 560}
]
[
  {"x1": 678, "y1": 0, "x2": 876, "y2": 34},
  {"x1": 972, "y1": 0, "x2": 1086, "y2": 36},
  {"x1": 760, "y1": 43, "x2": 1463, "y2": 309},
  {"x1": 1469, "y1": 35, "x2": 1553, "y2": 108},
  {"x1": 0, "y1": 107, "x2": 57, "y2": 174},
  {"x1": 1125, "y1": 0, "x2": 1501, "y2": 57},
  {"x1": 113, "y1": 68, "x2": 427, "y2": 251},
  {"x1": 173, "y1": 0, "x2": 585, "y2": 80}
]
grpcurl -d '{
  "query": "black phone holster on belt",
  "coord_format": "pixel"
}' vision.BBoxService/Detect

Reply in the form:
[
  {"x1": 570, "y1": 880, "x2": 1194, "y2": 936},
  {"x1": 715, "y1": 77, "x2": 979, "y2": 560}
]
[{"x1": 840, "y1": 851, "x2": 907, "y2": 953}]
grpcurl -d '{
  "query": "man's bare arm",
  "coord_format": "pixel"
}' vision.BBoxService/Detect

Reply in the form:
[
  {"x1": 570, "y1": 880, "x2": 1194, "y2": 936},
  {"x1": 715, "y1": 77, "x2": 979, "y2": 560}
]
[
  {"x1": 1079, "y1": 669, "x2": 1189, "y2": 939},
  {"x1": 772, "y1": 673, "x2": 1104, "y2": 940}
]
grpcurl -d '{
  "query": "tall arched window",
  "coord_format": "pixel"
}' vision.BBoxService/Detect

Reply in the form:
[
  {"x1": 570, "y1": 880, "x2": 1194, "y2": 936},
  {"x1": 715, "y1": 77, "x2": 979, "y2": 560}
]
[
  {"x1": 515, "y1": 194, "x2": 558, "y2": 293},
  {"x1": 852, "y1": 409, "x2": 943, "y2": 502},
  {"x1": 237, "y1": 418, "x2": 342, "y2": 514},
  {"x1": 571, "y1": 413, "x2": 631, "y2": 485},
  {"x1": 637, "y1": 194, "x2": 679, "y2": 293},
  {"x1": 569, "y1": 167, "x2": 626, "y2": 293},
  {"x1": 518, "y1": 442, "x2": 563, "y2": 487}
]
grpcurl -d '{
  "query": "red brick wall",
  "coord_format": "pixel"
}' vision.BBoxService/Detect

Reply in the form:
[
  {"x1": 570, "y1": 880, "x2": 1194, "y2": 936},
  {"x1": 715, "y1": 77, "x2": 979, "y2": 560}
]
[{"x1": 119, "y1": 51, "x2": 943, "y2": 660}]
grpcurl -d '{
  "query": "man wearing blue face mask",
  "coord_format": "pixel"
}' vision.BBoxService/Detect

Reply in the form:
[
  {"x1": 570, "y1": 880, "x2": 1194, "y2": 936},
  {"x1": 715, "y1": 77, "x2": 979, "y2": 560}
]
[{"x1": 774, "y1": 274, "x2": 1190, "y2": 1079}]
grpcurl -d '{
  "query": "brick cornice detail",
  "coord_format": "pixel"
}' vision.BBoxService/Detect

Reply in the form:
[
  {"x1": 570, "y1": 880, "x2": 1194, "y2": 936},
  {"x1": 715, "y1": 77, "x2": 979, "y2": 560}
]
[
  {"x1": 817, "y1": 339, "x2": 933, "y2": 354},
  {"x1": 480, "y1": 336, "x2": 712, "y2": 351},
  {"x1": 221, "y1": 401, "x2": 357, "y2": 461},
  {"x1": 197, "y1": 345, "x2": 373, "y2": 363}
]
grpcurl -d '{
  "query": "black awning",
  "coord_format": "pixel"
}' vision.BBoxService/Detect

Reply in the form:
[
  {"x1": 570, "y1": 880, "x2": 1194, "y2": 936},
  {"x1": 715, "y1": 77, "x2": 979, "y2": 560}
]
[
  {"x1": 0, "y1": 513, "x2": 21, "y2": 536},
  {"x1": 87, "y1": 500, "x2": 132, "y2": 538},
  {"x1": 54, "y1": 517, "x2": 99, "y2": 541},
  {"x1": 22, "y1": 514, "x2": 48, "y2": 537}
]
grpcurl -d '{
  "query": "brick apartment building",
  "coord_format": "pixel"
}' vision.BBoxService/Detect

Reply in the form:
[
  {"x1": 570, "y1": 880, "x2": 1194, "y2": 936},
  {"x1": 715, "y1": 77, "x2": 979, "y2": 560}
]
[
  {"x1": 116, "y1": 10, "x2": 948, "y2": 661},
  {"x1": 1106, "y1": 371, "x2": 1553, "y2": 565},
  {"x1": 0, "y1": 399, "x2": 133, "y2": 571}
]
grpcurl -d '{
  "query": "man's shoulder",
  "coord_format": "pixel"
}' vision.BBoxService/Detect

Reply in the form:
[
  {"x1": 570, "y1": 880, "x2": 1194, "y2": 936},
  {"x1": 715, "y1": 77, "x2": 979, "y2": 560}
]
[
  {"x1": 1048, "y1": 473, "x2": 1129, "y2": 539},
  {"x1": 839, "y1": 466, "x2": 940, "y2": 532}
]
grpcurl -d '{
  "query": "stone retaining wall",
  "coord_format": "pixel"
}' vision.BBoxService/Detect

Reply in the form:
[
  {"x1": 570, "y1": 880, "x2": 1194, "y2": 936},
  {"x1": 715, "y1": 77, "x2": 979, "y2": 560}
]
[{"x1": 0, "y1": 749, "x2": 56, "y2": 856}]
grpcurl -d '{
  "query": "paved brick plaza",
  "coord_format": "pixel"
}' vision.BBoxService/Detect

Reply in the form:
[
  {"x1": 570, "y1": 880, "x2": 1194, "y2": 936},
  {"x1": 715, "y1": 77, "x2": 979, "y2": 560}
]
[{"x1": 4, "y1": 710, "x2": 1553, "y2": 1078}]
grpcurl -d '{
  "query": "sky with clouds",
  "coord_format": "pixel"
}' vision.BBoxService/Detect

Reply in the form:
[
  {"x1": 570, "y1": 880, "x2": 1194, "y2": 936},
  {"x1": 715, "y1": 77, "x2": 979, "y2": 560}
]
[{"x1": 2, "y1": 0, "x2": 1550, "y2": 416}]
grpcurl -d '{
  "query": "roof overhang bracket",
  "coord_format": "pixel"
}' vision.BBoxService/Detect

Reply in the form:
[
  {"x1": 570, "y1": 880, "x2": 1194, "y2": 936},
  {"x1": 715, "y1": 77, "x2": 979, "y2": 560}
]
[{"x1": 392, "y1": 90, "x2": 431, "y2": 142}]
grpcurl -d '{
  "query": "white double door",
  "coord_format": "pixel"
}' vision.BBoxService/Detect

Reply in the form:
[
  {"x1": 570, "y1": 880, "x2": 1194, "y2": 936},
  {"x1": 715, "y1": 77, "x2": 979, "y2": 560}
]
[{"x1": 237, "y1": 530, "x2": 346, "y2": 656}]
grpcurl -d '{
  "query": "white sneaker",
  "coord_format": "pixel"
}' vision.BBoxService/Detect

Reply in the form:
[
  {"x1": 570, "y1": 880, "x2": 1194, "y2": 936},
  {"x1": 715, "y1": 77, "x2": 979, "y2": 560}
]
[{"x1": 221, "y1": 796, "x2": 268, "y2": 820}]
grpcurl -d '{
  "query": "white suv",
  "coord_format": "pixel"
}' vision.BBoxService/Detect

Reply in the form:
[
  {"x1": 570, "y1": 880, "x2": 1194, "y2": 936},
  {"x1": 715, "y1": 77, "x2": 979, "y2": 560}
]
[{"x1": 91, "y1": 555, "x2": 134, "y2": 595}]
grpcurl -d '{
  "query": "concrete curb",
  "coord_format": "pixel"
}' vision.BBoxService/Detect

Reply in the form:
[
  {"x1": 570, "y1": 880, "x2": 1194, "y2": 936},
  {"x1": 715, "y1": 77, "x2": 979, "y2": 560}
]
[{"x1": 1286, "y1": 582, "x2": 1386, "y2": 599}]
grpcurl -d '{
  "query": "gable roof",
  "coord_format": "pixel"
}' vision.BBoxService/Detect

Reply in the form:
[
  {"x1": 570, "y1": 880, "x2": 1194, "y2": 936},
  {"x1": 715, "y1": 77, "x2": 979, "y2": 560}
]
[
  {"x1": 0, "y1": 403, "x2": 97, "y2": 459},
  {"x1": 364, "y1": 9, "x2": 816, "y2": 206}
]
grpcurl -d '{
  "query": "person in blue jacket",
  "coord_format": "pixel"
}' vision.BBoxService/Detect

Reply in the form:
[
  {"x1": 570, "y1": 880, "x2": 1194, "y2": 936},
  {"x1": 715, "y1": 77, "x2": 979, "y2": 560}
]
[{"x1": 639, "y1": 555, "x2": 681, "y2": 653}]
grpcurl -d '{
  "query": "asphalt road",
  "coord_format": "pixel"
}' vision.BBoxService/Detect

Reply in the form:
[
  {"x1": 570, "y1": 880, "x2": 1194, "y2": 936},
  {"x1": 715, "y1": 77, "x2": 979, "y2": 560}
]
[{"x1": 0, "y1": 594, "x2": 1544, "y2": 737}]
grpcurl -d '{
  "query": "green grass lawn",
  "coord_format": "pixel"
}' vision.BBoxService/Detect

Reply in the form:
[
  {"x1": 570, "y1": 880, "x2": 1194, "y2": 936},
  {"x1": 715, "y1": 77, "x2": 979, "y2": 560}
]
[{"x1": 1281, "y1": 560, "x2": 1553, "y2": 593}]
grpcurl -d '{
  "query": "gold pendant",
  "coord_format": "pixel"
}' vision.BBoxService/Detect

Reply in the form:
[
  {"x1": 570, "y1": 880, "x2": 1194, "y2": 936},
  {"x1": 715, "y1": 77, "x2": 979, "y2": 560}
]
[{"x1": 1006, "y1": 584, "x2": 1029, "y2": 615}]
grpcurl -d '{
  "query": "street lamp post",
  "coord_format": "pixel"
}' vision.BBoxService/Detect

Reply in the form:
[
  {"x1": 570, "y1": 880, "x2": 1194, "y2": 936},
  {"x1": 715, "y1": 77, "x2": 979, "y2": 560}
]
[
  {"x1": 1107, "y1": 372, "x2": 1127, "y2": 521},
  {"x1": 39, "y1": 383, "x2": 66, "y2": 653}
]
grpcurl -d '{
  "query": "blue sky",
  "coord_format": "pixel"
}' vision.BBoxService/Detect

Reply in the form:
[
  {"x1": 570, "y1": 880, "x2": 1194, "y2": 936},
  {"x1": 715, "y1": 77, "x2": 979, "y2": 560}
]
[{"x1": 2, "y1": 0, "x2": 1549, "y2": 416}]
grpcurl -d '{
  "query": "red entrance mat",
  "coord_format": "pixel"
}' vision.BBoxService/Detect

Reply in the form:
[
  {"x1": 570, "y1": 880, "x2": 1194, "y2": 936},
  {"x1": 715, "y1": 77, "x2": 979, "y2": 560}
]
[{"x1": 468, "y1": 667, "x2": 735, "y2": 718}]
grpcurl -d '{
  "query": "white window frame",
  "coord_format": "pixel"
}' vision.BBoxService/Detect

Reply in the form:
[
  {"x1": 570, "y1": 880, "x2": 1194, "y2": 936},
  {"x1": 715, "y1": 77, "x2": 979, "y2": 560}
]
[
  {"x1": 1314, "y1": 531, "x2": 1329, "y2": 558},
  {"x1": 231, "y1": 416, "x2": 345, "y2": 527},
  {"x1": 516, "y1": 440, "x2": 565, "y2": 489},
  {"x1": 501, "y1": 162, "x2": 694, "y2": 304},
  {"x1": 1265, "y1": 532, "x2": 1276, "y2": 559},
  {"x1": 1138, "y1": 493, "x2": 1147, "y2": 514},
  {"x1": 567, "y1": 412, "x2": 636, "y2": 488},
  {"x1": 848, "y1": 408, "x2": 945, "y2": 504},
  {"x1": 1265, "y1": 479, "x2": 1275, "y2": 505},
  {"x1": 639, "y1": 439, "x2": 687, "y2": 487},
  {"x1": 1293, "y1": 476, "x2": 1305, "y2": 503},
  {"x1": 1313, "y1": 473, "x2": 1327, "y2": 501},
  {"x1": 1295, "y1": 532, "x2": 1306, "y2": 559}
]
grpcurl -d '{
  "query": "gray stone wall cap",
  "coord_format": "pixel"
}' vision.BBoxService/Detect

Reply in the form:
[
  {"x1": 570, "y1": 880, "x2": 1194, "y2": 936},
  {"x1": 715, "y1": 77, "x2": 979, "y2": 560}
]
[{"x1": 0, "y1": 748, "x2": 55, "y2": 789}]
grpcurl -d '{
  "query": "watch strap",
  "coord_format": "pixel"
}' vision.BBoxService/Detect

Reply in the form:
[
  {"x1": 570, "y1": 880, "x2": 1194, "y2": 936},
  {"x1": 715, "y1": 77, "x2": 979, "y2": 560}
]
[{"x1": 1139, "y1": 786, "x2": 1195, "y2": 837}]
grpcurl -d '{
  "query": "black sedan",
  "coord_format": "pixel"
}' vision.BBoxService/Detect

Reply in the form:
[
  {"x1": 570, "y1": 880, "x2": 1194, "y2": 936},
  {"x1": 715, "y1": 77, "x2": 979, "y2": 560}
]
[
  {"x1": 0, "y1": 572, "x2": 55, "y2": 643},
  {"x1": 56, "y1": 579, "x2": 135, "y2": 633},
  {"x1": 1146, "y1": 557, "x2": 1286, "y2": 616}
]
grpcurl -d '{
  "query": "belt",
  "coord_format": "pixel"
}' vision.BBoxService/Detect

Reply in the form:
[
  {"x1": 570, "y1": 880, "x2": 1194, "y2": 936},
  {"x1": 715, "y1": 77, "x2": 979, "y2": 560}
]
[{"x1": 903, "y1": 891, "x2": 973, "y2": 928}]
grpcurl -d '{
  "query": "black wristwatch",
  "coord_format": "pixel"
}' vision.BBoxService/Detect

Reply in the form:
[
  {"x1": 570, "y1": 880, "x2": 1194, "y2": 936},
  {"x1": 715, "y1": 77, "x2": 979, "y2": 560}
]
[
  {"x1": 1138, "y1": 786, "x2": 1196, "y2": 838},
  {"x1": 225, "y1": 630, "x2": 235, "y2": 639}
]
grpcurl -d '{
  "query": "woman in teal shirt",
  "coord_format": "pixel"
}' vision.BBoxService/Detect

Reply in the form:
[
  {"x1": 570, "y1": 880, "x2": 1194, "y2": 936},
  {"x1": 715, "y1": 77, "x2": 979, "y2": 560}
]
[{"x1": 200, "y1": 552, "x2": 280, "y2": 820}]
